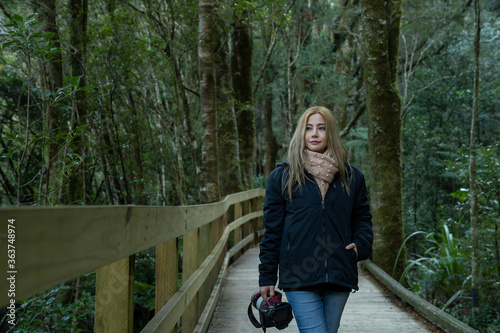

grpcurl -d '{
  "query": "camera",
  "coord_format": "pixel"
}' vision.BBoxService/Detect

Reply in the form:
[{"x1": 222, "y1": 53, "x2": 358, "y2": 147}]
[{"x1": 247, "y1": 291, "x2": 293, "y2": 331}]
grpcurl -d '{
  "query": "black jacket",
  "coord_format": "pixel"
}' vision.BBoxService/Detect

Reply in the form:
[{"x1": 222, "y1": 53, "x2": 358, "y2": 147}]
[{"x1": 259, "y1": 163, "x2": 373, "y2": 291}]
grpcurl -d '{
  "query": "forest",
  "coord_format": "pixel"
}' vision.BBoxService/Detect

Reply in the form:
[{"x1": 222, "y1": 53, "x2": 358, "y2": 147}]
[{"x1": 0, "y1": 0, "x2": 498, "y2": 332}]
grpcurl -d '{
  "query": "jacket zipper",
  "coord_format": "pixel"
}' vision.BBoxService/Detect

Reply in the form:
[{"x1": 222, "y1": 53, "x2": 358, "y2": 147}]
[{"x1": 313, "y1": 176, "x2": 332, "y2": 283}]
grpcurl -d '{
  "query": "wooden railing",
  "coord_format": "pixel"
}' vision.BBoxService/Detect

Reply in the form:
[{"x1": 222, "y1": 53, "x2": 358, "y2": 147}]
[
  {"x1": 362, "y1": 260, "x2": 478, "y2": 333},
  {"x1": 0, "y1": 189, "x2": 265, "y2": 333}
]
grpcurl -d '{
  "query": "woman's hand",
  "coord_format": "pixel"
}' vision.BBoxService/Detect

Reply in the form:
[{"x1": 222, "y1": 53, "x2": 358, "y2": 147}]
[
  {"x1": 346, "y1": 243, "x2": 358, "y2": 261},
  {"x1": 259, "y1": 285, "x2": 275, "y2": 302}
]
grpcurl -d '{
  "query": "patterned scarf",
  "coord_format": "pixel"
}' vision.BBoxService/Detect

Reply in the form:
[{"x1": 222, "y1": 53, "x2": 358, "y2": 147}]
[{"x1": 304, "y1": 149, "x2": 339, "y2": 199}]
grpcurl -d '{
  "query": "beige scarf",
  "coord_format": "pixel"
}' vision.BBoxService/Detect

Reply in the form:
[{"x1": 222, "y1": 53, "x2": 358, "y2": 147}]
[{"x1": 304, "y1": 149, "x2": 339, "y2": 199}]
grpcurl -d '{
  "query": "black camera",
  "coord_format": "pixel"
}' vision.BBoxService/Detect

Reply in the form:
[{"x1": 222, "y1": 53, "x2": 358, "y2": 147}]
[{"x1": 247, "y1": 291, "x2": 293, "y2": 331}]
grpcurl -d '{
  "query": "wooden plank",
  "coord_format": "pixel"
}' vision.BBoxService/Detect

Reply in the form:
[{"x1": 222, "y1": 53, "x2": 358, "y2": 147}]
[
  {"x1": 94, "y1": 256, "x2": 134, "y2": 333},
  {"x1": 194, "y1": 230, "x2": 256, "y2": 333},
  {"x1": 253, "y1": 197, "x2": 263, "y2": 242},
  {"x1": 0, "y1": 206, "x2": 186, "y2": 306},
  {"x1": 198, "y1": 223, "x2": 211, "y2": 317},
  {"x1": 242, "y1": 200, "x2": 251, "y2": 252},
  {"x1": 155, "y1": 239, "x2": 178, "y2": 313},
  {"x1": 185, "y1": 189, "x2": 265, "y2": 231},
  {"x1": 182, "y1": 229, "x2": 199, "y2": 333},
  {"x1": 141, "y1": 211, "x2": 262, "y2": 333},
  {"x1": 155, "y1": 239, "x2": 178, "y2": 333},
  {"x1": 0, "y1": 189, "x2": 265, "y2": 307},
  {"x1": 362, "y1": 260, "x2": 478, "y2": 333},
  {"x1": 208, "y1": 248, "x2": 435, "y2": 333},
  {"x1": 232, "y1": 202, "x2": 243, "y2": 261},
  {"x1": 229, "y1": 234, "x2": 254, "y2": 258},
  {"x1": 194, "y1": 252, "x2": 231, "y2": 333},
  {"x1": 209, "y1": 218, "x2": 222, "y2": 293}
]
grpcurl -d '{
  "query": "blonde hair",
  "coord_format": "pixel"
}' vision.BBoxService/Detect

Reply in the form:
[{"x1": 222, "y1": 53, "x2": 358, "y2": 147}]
[{"x1": 285, "y1": 106, "x2": 351, "y2": 201}]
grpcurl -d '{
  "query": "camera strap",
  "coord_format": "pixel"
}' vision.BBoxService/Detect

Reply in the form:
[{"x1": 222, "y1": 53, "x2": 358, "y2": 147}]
[{"x1": 247, "y1": 302, "x2": 266, "y2": 332}]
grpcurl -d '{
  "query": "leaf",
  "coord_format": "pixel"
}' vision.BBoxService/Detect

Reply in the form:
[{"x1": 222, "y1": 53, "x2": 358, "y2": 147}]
[
  {"x1": 45, "y1": 32, "x2": 55, "y2": 41},
  {"x1": 1, "y1": 41, "x2": 16, "y2": 49},
  {"x1": 393, "y1": 230, "x2": 427, "y2": 278},
  {"x1": 12, "y1": 14, "x2": 24, "y2": 23},
  {"x1": 29, "y1": 20, "x2": 44, "y2": 27},
  {"x1": 4, "y1": 133, "x2": 18, "y2": 140},
  {"x1": 70, "y1": 76, "x2": 79, "y2": 87},
  {"x1": 442, "y1": 289, "x2": 463, "y2": 310}
]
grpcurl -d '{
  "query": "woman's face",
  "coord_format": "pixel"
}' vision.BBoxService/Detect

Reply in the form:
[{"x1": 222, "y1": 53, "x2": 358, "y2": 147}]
[{"x1": 304, "y1": 113, "x2": 327, "y2": 153}]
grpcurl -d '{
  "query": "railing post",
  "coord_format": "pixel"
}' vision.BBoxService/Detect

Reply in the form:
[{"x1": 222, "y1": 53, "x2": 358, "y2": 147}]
[
  {"x1": 232, "y1": 201, "x2": 243, "y2": 260},
  {"x1": 198, "y1": 222, "x2": 211, "y2": 317},
  {"x1": 155, "y1": 239, "x2": 178, "y2": 333},
  {"x1": 242, "y1": 199, "x2": 251, "y2": 252},
  {"x1": 252, "y1": 196, "x2": 263, "y2": 245},
  {"x1": 182, "y1": 229, "x2": 199, "y2": 333},
  {"x1": 94, "y1": 255, "x2": 135, "y2": 333},
  {"x1": 210, "y1": 216, "x2": 222, "y2": 287}
]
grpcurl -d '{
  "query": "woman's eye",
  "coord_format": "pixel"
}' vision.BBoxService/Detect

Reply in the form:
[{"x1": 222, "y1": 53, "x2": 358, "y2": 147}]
[{"x1": 319, "y1": 126, "x2": 326, "y2": 131}]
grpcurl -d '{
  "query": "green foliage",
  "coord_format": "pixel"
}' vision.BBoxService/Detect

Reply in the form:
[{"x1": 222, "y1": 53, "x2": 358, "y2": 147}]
[
  {"x1": 0, "y1": 0, "x2": 498, "y2": 331},
  {"x1": 1, "y1": 13, "x2": 85, "y2": 205},
  {"x1": 2, "y1": 14, "x2": 60, "y2": 60},
  {"x1": 9, "y1": 273, "x2": 96, "y2": 333},
  {"x1": 399, "y1": 224, "x2": 470, "y2": 310},
  {"x1": 344, "y1": 127, "x2": 368, "y2": 148},
  {"x1": 402, "y1": 143, "x2": 500, "y2": 329}
]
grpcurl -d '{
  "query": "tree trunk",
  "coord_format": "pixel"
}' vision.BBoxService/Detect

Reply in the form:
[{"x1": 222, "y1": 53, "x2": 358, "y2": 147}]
[
  {"x1": 469, "y1": 0, "x2": 481, "y2": 326},
  {"x1": 68, "y1": 0, "x2": 88, "y2": 204},
  {"x1": 216, "y1": 18, "x2": 243, "y2": 196},
  {"x1": 37, "y1": 0, "x2": 63, "y2": 91},
  {"x1": 333, "y1": 0, "x2": 360, "y2": 129},
  {"x1": 36, "y1": 0, "x2": 66, "y2": 204},
  {"x1": 168, "y1": 42, "x2": 201, "y2": 201},
  {"x1": 360, "y1": 0, "x2": 407, "y2": 278},
  {"x1": 263, "y1": 64, "x2": 279, "y2": 176},
  {"x1": 171, "y1": 123, "x2": 188, "y2": 205},
  {"x1": 199, "y1": 0, "x2": 220, "y2": 204},
  {"x1": 232, "y1": 1, "x2": 255, "y2": 189},
  {"x1": 126, "y1": 91, "x2": 147, "y2": 205}
]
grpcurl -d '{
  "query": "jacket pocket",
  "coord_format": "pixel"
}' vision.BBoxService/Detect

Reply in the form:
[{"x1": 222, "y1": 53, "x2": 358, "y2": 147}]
[{"x1": 347, "y1": 247, "x2": 357, "y2": 263}]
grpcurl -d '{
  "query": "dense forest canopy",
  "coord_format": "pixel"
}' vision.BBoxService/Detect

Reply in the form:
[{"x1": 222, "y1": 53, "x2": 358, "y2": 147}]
[{"x1": 0, "y1": 0, "x2": 498, "y2": 332}]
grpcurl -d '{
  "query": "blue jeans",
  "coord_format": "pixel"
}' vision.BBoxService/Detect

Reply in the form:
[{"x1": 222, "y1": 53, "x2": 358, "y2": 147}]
[{"x1": 285, "y1": 289, "x2": 350, "y2": 333}]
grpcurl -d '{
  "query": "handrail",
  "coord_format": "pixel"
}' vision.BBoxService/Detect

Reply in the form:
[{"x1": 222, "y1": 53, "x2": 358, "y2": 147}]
[
  {"x1": 0, "y1": 188, "x2": 265, "y2": 333},
  {"x1": 141, "y1": 211, "x2": 262, "y2": 332},
  {"x1": 0, "y1": 188, "x2": 264, "y2": 306},
  {"x1": 362, "y1": 260, "x2": 478, "y2": 333}
]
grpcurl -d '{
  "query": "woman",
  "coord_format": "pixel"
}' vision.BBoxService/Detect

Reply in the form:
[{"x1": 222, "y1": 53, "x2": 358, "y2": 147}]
[{"x1": 258, "y1": 106, "x2": 373, "y2": 333}]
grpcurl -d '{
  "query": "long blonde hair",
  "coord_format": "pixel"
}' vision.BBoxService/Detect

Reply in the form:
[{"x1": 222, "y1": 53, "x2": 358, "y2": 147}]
[{"x1": 285, "y1": 106, "x2": 351, "y2": 201}]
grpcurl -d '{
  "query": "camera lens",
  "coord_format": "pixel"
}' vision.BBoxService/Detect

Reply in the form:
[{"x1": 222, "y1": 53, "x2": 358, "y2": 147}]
[
  {"x1": 255, "y1": 296, "x2": 264, "y2": 309},
  {"x1": 251, "y1": 291, "x2": 262, "y2": 308}
]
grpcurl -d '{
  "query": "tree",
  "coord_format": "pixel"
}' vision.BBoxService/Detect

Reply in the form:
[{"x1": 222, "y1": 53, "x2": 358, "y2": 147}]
[
  {"x1": 215, "y1": 3, "x2": 243, "y2": 195},
  {"x1": 1, "y1": 0, "x2": 499, "y2": 329},
  {"x1": 469, "y1": 0, "x2": 481, "y2": 326},
  {"x1": 68, "y1": 0, "x2": 88, "y2": 204},
  {"x1": 36, "y1": 0, "x2": 67, "y2": 204},
  {"x1": 360, "y1": 0, "x2": 407, "y2": 277},
  {"x1": 333, "y1": 0, "x2": 361, "y2": 130},
  {"x1": 232, "y1": 0, "x2": 255, "y2": 189},
  {"x1": 262, "y1": 61, "x2": 279, "y2": 176},
  {"x1": 199, "y1": 0, "x2": 220, "y2": 204}
]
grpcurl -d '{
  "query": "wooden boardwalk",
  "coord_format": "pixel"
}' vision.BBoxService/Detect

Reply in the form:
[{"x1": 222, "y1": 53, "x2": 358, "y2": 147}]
[{"x1": 208, "y1": 247, "x2": 434, "y2": 333}]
